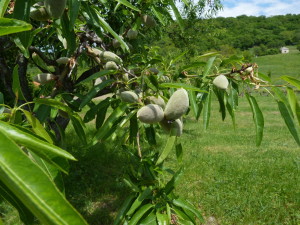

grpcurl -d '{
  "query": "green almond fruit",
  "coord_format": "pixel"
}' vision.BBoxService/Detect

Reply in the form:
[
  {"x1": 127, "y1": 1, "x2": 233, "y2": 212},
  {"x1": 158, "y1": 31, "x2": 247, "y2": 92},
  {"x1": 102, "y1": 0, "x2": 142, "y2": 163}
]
[
  {"x1": 104, "y1": 61, "x2": 118, "y2": 70},
  {"x1": 56, "y1": 57, "x2": 70, "y2": 64},
  {"x1": 120, "y1": 91, "x2": 139, "y2": 103},
  {"x1": 30, "y1": 7, "x2": 50, "y2": 21},
  {"x1": 33, "y1": 73, "x2": 55, "y2": 85},
  {"x1": 149, "y1": 96, "x2": 165, "y2": 109},
  {"x1": 142, "y1": 15, "x2": 156, "y2": 28},
  {"x1": 149, "y1": 68, "x2": 159, "y2": 74},
  {"x1": 45, "y1": 0, "x2": 67, "y2": 19},
  {"x1": 137, "y1": 104, "x2": 164, "y2": 124},
  {"x1": 213, "y1": 75, "x2": 229, "y2": 90},
  {"x1": 164, "y1": 88, "x2": 189, "y2": 120},
  {"x1": 99, "y1": 51, "x2": 122, "y2": 65},
  {"x1": 159, "y1": 118, "x2": 183, "y2": 136},
  {"x1": 126, "y1": 29, "x2": 138, "y2": 39}
]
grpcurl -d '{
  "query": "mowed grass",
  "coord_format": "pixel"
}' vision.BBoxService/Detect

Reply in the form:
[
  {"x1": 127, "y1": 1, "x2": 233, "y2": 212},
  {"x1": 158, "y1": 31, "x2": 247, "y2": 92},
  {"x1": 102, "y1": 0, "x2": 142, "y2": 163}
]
[
  {"x1": 173, "y1": 95, "x2": 300, "y2": 224},
  {"x1": 253, "y1": 46, "x2": 300, "y2": 79}
]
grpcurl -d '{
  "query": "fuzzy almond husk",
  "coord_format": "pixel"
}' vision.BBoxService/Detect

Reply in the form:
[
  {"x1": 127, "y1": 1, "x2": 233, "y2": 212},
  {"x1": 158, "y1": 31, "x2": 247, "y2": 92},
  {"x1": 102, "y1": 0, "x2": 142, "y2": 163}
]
[
  {"x1": 164, "y1": 88, "x2": 189, "y2": 120},
  {"x1": 137, "y1": 104, "x2": 164, "y2": 124}
]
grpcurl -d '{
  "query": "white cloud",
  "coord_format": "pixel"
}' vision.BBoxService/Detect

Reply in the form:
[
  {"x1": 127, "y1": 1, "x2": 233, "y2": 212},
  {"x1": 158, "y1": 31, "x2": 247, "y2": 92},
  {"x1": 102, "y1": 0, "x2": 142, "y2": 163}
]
[{"x1": 216, "y1": 0, "x2": 300, "y2": 17}]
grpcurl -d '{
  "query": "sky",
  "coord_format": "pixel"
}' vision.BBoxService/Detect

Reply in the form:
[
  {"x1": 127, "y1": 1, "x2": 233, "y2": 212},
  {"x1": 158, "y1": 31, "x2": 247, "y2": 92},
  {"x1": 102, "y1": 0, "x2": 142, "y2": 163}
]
[{"x1": 216, "y1": 0, "x2": 300, "y2": 17}]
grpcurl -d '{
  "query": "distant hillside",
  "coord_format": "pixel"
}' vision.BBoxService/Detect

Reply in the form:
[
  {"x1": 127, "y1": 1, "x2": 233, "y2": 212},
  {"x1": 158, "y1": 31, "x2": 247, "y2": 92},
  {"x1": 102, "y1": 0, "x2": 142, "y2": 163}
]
[
  {"x1": 160, "y1": 14, "x2": 300, "y2": 57},
  {"x1": 254, "y1": 46, "x2": 300, "y2": 79}
]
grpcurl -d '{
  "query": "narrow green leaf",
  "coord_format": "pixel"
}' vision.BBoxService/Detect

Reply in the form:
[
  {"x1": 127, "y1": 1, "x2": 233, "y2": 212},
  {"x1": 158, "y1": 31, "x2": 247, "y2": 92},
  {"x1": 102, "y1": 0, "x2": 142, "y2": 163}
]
[
  {"x1": 156, "y1": 134, "x2": 177, "y2": 165},
  {"x1": 96, "y1": 103, "x2": 109, "y2": 129},
  {"x1": 83, "y1": 4, "x2": 129, "y2": 51},
  {"x1": 165, "y1": 167, "x2": 183, "y2": 194},
  {"x1": 277, "y1": 101, "x2": 300, "y2": 146},
  {"x1": 160, "y1": 83, "x2": 207, "y2": 93},
  {"x1": 172, "y1": 198, "x2": 203, "y2": 222},
  {"x1": 145, "y1": 125, "x2": 157, "y2": 146},
  {"x1": 287, "y1": 87, "x2": 300, "y2": 126},
  {"x1": 116, "y1": 0, "x2": 141, "y2": 12},
  {"x1": 281, "y1": 76, "x2": 300, "y2": 90},
  {"x1": 123, "y1": 177, "x2": 140, "y2": 193},
  {"x1": 151, "y1": 6, "x2": 166, "y2": 26},
  {"x1": 79, "y1": 79, "x2": 113, "y2": 109},
  {"x1": 12, "y1": 65, "x2": 25, "y2": 101},
  {"x1": 156, "y1": 212, "x2": 169, "y2": 225},
  {"x1": 70, "y1": 116, "x2": 87, "y2": 145},
  {"x1": 213, "y1": 88, "x2": 226, "y2": 121},
  {"x1": 202, "y1": 56, "x2": 216, "y2": 78},
  {"x1": 0, "y1": 180, "x2": 34, "y2": 225},
  {"x1": 84, "y1": 98, "x2": 110, "y2": 123},
  {"x1": 0, "y1": 0, "x2": 10, "y2": 17},
  {"x1": 0, "y1": 121, "x2": 76, "y2": 162},
  {"x1": 0, "y1": 131, "x2": 88, "y2": 225},
  {"x1": 129, "y1": 113, "x2": 138, "y2": 143},
  {"x1": 113, "y1": 194, "x2": 136, "y2": 225},
  {"x1": 68, "y1": 0, "x2": 81, "y2": 31},
  {"x1": 22, "y1": 110, "x2": 53, "y2": 144},
  {"x1": 139, "y1": 211, "x2": 156, "y2": 225},
  {"x1": 188, "y1": 90, "x2": 199, "y2": 120},
  {"x1": 76, "y1": 70, "x2": 114, "y2": 85},
  {"x1": 169, "y1": 0, "x2": 184, "y2": 31},
  {"x1": 29, "y1": 151, "x2": 66, "y2": 194},
  {"x1": 203, "y1": 90, "x2": 212, "y2": 130},
  {"x1": 127, "y1": 188, "x2": 152, "y2": 216},
  {"x1": 60, "y1": 12, "x2": 77, "y2": 55},
  {"x1": 0, "y1": 18, "x2": 32, "y2": 36},
  {"x1": 246, "y1": 94, "x2": 264, "y2": 146},
  {"x1": 128, "y1": 204, "x2": 153, "y2": 225},
  {"x1": 93, "y1": 104, "x2": 128, "y2": 143},
  {"x1": 175, "y1": 142, "x2": 183, "y2": 163}
]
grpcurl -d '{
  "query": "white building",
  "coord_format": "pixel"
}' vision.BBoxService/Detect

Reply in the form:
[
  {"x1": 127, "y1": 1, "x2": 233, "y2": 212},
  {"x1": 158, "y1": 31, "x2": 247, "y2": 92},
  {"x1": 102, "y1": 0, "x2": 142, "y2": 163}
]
[{"x1": 280, "y1": 47, "x2": 289, "y2": 54}]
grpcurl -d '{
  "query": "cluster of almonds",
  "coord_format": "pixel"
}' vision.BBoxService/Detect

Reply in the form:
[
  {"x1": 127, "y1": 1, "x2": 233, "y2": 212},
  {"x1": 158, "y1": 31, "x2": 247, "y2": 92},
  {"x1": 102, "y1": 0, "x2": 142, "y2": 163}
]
[
  {"x1": 119, "y1": 89, "x2": 189, "y2": 137},
  {"x1": 30, "y1": 0, "x2": 66, "y2": 21}
]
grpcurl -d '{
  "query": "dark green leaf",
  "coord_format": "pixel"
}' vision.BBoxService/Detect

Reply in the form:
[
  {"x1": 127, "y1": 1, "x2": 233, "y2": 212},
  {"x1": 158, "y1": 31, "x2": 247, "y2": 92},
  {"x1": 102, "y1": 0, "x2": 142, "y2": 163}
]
[
  {"x1": 70, "y1": 116, "x2": 87, "y2": 145},
  {"x1": 12, "y1": 65, "x2": 25, "y2": 101},
  {"x1": 68, "y1": 0, "x2": 81, "y2": 31},
  {"x1": 203, "y1": 90, "x2": 212, "y2": 130},
  {"x1": 175, "y1": 142, "x2": 183, "y2": 163},
  {"x1": 93, "y1": 104, "x2": 128, "y2": 143},
  {"x1": 277, "y1": 101, "x2": 300, "y2": 146},
  {"x1": 213, "y1": 88, "x2": 226, "y2": 121},
  {"x1": 79, "y1": 79, "x2": 113, "y2": 109},
  {"x1": 116, "y1": 0, "x2": 141, "y2": 12},
  {"x1": 0, "y1": 180, "x2": 34, "y2": 225},
  {"x1": 246, "y1": 94, "x2": 264, "y2": 146},
  {"x1": 139, "y1": 211, "x2": 157, "y2": 225},
  {"x1": 127, "y1": 188, "x2": 152, "y2": 216},
  {"x1": 128, "y1": 204, "x2": 153, "y2": 225},
  {"x1": 113, "y1": 194, "x2": 136, "y2": 225},
  {"x1": 169, "y1": 0, "x2": 184, "y2": 31},
  {"x1": 156, "y1": 134, "x2": 177, "y2": 165},
  {"x1": 165, "y1": 167, "x2": 183, "y2": 194},
  {"x1": 130, "y1": 113, "x2": 138, "y2": 143},
  {"x1": 188, "y1": 91, "x2": 199, "y2": 120},
  {"x1": 0, "y1": 131, "x2": 88, "y2": 225},
  {"x1": 84, "y1": 98, "x2": 110, "y2": 123},
  {"x1": 96, "y1": 103, "x2": 109, "y2": 129},
  {"x1": 76, "y1": 70, "x2": 114, "y2": 85},
  {"x1": 145, "y1": 125, "x2": 156, "y2": 146},
  {"x1": 0, "y1": 121, "x2": 76, "y2": 172},
  {"x1": 281, "y1": 76, "x2": 300, "y2": 90},
  {"x1": 202, "y1": 56, "x2": 216, "y2": 78},
  {"x1": 173, "y1": 198, "x2": 203, "y2": 222}
]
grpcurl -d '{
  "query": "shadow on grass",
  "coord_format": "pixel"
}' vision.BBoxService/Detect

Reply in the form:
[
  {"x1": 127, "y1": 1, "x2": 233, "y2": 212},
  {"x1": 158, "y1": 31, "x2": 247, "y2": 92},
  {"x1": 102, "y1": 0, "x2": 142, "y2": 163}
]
[{"x1": 63, "y1": 138, "x2": 131, "y2": 225}]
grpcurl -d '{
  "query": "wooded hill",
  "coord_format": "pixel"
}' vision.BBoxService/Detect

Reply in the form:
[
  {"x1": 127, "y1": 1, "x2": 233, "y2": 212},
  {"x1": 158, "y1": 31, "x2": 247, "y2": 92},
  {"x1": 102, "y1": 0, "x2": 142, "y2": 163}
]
[{"x1": 158, "y1": 14, "x2": 300, "y2": 57}]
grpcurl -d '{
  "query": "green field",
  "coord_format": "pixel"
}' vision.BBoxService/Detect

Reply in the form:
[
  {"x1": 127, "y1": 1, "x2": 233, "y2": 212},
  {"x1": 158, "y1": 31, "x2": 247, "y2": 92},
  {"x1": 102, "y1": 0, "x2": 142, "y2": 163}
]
[
  {"x1": 1, "y1": 52, "x2": 300, "y2": 224},
  {"x1": 254, "y1": 46, "x2": 300, "y2": 79}
]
